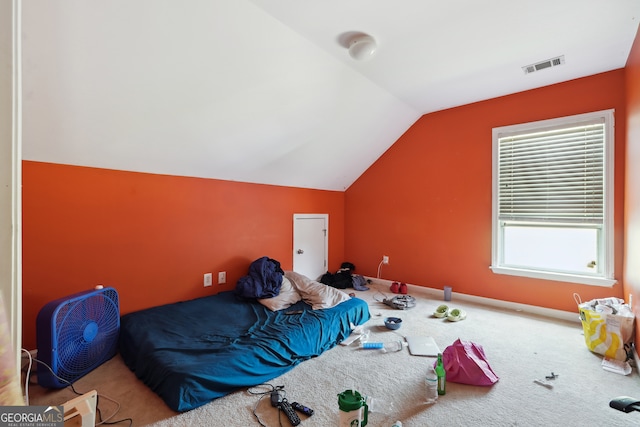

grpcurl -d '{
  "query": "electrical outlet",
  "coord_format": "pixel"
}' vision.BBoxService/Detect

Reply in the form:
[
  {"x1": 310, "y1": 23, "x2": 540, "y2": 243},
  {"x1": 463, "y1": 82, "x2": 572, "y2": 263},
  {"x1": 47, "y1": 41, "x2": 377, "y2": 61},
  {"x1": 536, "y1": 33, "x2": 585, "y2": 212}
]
[
  {"x1": 382, "y1": 255, "x2": 389, "y2": 264},
  {"x1": 204, "y1": 273, "x2": 213, "y2": 287},
  {"x1": 218, "y1": 271, "x2": 226, "y2": 284}
]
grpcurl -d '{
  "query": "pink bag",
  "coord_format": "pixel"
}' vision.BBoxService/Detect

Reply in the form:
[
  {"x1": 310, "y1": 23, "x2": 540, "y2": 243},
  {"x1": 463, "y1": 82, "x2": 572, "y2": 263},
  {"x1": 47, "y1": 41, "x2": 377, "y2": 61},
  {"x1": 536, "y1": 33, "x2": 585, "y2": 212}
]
[{"x1": 441, "y1": 339, "x2": 499, "y2": 386}]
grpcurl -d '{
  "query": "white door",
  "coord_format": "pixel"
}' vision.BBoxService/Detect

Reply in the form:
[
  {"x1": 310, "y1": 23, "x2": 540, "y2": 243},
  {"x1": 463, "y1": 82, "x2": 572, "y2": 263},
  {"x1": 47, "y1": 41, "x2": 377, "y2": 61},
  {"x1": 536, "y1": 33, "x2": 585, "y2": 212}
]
[{"x1": 293, "y1": 214, "x2": 328, "y2": 281}]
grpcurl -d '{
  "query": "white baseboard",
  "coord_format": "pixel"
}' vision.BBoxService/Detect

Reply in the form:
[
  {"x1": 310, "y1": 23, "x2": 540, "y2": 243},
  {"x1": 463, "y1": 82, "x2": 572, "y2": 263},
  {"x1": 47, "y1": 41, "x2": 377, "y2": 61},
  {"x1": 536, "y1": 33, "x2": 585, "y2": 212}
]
[{"x1": 365, "y1": 277, "x2": 580, "y2": 323}]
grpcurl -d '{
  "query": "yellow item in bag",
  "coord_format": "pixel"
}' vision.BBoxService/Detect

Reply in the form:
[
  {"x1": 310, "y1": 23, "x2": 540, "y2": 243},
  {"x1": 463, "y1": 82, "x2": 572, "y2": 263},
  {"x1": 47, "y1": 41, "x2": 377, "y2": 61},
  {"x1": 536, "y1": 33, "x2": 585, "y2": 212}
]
[{"x1": 574, "y1": 294, "x2": 635, "y2": 361}]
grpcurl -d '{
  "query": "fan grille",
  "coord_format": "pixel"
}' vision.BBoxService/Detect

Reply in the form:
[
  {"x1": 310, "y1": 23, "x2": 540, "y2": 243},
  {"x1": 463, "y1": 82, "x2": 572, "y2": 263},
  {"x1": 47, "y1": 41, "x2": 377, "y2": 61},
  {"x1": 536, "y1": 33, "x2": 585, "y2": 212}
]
[{"x1": 38, "y1": 287, "x2": 120, "y2": 387}]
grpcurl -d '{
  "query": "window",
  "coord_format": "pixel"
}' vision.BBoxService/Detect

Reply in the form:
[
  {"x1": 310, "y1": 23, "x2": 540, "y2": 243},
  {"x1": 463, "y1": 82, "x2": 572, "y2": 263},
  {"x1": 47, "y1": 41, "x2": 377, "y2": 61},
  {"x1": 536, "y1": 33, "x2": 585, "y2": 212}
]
[{"x1": 491, "y1": 110, "x2": 616, "y2": 286}]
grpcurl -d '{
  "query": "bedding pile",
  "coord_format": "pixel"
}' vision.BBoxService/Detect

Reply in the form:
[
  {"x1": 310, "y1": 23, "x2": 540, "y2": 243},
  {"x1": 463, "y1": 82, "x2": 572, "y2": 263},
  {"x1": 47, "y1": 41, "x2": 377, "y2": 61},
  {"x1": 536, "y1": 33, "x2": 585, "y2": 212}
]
[
  {"x1": 235, "y1": 256, "x2": 284, "y2": 299},
  {"x1": 119, "y1": 269, "x2": 370, "y2": 412},
  {"x1": 258, "y1": 270, "x2": 353, "y2": 311}
]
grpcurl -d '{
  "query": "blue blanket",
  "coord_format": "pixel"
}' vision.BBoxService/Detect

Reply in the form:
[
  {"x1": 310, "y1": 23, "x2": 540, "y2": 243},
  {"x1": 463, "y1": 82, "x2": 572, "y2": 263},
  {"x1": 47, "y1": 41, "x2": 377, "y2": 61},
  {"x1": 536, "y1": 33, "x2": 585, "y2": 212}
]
[{"x1": 119, "y1": 291, "x2": 370, "y2": 412}]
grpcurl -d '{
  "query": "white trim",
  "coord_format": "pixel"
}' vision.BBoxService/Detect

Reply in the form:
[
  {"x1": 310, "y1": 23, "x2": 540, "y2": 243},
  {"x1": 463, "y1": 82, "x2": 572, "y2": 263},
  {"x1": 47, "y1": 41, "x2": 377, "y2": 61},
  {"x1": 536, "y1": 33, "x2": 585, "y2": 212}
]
[
  {"x1": 11, "y1": 0, "x2": 23, "y2": 372},
  {"x1": 489, "y1": 266, "x2": 617, "y2": 287},
  {"x1": 366, "y1": 277, "x2": 580, "y2": 324},
  {"x1": 603, "y1": 109, "x2": 615, "y2": 281},
  {"x1": 0, "y1": 0, "x2": 22, "y2": 374},
  {"x1": 491, "y1": 109, "x2": 615, "y2": 284}
]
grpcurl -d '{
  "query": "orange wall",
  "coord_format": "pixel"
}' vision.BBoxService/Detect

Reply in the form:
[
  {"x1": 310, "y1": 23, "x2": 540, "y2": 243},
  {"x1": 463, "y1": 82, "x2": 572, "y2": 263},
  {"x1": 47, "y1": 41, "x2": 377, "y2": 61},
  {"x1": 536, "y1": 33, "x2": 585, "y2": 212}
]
[
  {"x1": 22, "y1": 56, "x2": 637, "y2": 349},
  {"x1": 624, "y1": 27, "x2": 640, "y2": 347},
  {"x1": 345, "y1": 70, "x2": 627, "y2": 313},
  {"x1": 21, "y1": 161, "x2": 345, "y2": 349}
]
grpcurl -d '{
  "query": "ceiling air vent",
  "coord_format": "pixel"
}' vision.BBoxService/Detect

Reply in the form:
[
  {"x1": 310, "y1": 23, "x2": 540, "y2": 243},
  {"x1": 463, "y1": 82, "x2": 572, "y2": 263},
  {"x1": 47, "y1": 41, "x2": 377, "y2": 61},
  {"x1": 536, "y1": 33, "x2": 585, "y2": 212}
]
[{"x1": 522, "y1": 55, "x2": 565, "y2": 74}]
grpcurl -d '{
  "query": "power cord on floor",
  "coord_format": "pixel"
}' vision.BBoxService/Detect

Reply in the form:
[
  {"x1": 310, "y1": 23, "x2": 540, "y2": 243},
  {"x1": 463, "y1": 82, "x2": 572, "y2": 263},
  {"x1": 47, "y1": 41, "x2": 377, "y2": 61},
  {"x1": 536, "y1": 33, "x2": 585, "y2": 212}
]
[
  {"x1": 247, "y1": 383, "x2": 289, "y2": 427},
  {"x1": 370, "y1": 282, "x2": 391, "y2": 304},
  {"x1": 21, "y1": 349, "x2": 132, "y2": 426}
]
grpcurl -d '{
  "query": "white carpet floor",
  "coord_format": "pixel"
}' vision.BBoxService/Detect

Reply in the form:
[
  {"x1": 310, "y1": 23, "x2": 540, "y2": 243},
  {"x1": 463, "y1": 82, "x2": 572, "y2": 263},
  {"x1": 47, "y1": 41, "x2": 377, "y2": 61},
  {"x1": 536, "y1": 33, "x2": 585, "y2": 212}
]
[{"x1": 28, "y1": 282, "x2": 640, "y2": 426}]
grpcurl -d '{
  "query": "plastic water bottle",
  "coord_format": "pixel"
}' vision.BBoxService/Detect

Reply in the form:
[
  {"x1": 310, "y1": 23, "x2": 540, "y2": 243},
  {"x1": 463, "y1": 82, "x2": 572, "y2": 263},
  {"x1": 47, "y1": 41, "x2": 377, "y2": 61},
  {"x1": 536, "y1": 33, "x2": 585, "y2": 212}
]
[
  {"x1": 425, "y1": 366, "x2": 438, "y2": 404},
  {"x1": 360, "y1": 340, "x2": 404, "y2": 352}
]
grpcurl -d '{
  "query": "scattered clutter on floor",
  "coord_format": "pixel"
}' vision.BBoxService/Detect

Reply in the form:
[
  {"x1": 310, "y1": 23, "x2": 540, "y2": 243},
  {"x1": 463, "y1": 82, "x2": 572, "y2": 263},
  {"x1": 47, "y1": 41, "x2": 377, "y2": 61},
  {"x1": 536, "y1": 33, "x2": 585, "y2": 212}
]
[
  {"x1": 440, "y1": 339, "x2": 499, "y2": 386},
  {"x1": 371, "y1": 283, "x2": 418, "y2": 310},
  {"x1": 534, "y1": 371, "x2": 559, "y2": 389},
  {"x1": 406, "y1": 335, "x2": 440, "y2": 356},
  {"x1": 390, "y1": 281, "x2": 408, "y2": 294},
  {"x1": 545, "y1": 372, "x2": 559, "y2": 380},
  {"x1": 384, "y1": 317, "x2": 402, "y2": 330},
  {"x1": 345, "y1": 320, "x2": 405, "y2": 352},
  {"x1": 533, "y1": 379, "x2": 554, "y2": 389},
  {"x1": 383, "y1": 295, "x2": 416, "y2": 310},
  {"x1": 426, "y1": 365, "x2": 438, "y2": 404},
  {"x1": 602, "y1": 357, "x2": 633, "y2": 375},
  {"x1": 574, "y1": 293, "x2": 635, "y2": 361},
  {"x1": 320, "y1": 262, "x2": 370, "y2": 291},
  {"x1": 432, "y1": 304, "x2": 466, "y2": 322},
  {"x1": 435, "y1": 353, "x2": 446, "y2": 395},
  {"x1": 610, "y1": 396, "x2": 640, "y2": 413},
  {"x1": 338, "y1": 389, "x2": 399, "y2": 427},
  {"x1": 447, "y1": 308, "x2": 466, "y2": 322},
  {"x1": 335, "y1": 284, "x2": 504, "y2": 424},
  {"x1": 248, "y1": 384, "x2": 313, "y2": 426},
  {"x1": 360, "y1": 339, "x2": 405, "y2": 352},
  {"x1": 337, "y1": 389, "x2": 368, "y2": 427},
  {"x1": 433, "y1": 304, "x2": 448, "y2": 318},
  {"x1": 339, "y1": 323, "x2": 367, "y2": 346}
]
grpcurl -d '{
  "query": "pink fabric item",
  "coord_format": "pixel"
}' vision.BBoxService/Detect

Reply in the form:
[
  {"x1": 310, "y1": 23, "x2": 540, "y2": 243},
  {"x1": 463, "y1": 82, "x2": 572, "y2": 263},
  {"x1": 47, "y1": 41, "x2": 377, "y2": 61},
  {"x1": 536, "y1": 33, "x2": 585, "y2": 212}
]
[{"x1": 440, "y1": 338, "x2": 499, "y2": 386}]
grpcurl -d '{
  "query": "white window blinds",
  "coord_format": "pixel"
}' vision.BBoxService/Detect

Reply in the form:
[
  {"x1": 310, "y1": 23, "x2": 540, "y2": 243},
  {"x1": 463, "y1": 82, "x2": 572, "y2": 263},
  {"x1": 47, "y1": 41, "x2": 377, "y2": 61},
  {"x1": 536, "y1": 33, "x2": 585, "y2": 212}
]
[{"x1": 497, "y1": 119, "x2": 605, "y2": 224}]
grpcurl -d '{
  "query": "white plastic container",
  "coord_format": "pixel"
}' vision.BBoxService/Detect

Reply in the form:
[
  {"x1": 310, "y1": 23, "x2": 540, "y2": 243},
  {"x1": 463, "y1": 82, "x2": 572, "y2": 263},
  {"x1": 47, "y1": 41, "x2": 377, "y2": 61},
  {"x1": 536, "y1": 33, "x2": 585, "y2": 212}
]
[
  {"x1": 338, "y1": 390, "x2": 368, "y2": 427},
  {"x1": 444, "y1": 286, "x2": 452, "y2": 301}
]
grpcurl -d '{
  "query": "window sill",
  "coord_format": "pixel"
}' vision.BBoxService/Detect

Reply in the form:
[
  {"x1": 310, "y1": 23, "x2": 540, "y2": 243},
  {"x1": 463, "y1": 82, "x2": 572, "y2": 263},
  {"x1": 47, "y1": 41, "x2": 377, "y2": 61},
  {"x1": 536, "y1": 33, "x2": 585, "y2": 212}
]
[{"x1": 489, "y1": 266, "x2": 617, "y2": 287}]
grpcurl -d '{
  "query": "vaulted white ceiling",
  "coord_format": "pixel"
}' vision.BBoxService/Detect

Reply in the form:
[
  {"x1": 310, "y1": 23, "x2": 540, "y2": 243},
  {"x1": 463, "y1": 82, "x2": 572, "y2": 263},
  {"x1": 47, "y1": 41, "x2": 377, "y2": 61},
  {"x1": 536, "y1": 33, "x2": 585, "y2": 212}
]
[{"x1": 21, "y1": 0, "x2": 639, "y2": 190}]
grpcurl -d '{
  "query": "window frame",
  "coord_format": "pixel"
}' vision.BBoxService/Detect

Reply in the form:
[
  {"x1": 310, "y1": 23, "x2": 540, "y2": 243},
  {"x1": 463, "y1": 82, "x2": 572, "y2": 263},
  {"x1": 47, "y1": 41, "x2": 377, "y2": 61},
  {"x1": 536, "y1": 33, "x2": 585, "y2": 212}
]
[{"x1": 490, "y1": 109, "x2": 616, "y2": 287}]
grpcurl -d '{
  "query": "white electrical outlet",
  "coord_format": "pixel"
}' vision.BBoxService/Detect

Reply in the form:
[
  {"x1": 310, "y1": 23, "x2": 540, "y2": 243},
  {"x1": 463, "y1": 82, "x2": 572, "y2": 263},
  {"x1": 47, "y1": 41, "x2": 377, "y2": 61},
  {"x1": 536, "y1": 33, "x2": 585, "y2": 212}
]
[
  {"x1": 218, "y1": 271, "x2": 226, "y2": 284},
  {"x1": 382, "y1": 255, "x2": 389, "y2": 264},
  {"x1": 204, "y1": 273, "x2": 213, "y2": 287}
]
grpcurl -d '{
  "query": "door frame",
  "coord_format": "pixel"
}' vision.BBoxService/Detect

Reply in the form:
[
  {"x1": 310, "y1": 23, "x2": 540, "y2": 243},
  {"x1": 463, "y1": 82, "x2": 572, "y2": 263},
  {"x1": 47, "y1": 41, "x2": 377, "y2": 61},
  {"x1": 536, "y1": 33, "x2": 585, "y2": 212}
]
[{"x1": 1, "y1": 0, "x2": 22, "y2": 371}]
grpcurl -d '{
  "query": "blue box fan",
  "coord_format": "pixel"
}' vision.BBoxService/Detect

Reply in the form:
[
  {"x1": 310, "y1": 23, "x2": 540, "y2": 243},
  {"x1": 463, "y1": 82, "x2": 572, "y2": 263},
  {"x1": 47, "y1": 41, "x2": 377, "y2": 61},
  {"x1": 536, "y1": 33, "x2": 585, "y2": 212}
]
[{"x1": 36, "y1": 286, "x2": 120, "y2": 388}]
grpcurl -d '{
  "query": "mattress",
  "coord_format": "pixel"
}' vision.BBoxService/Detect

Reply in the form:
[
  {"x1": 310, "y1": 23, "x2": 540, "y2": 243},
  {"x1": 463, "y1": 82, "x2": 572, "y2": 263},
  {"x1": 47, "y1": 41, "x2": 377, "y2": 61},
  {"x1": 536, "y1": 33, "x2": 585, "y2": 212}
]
[{"x1": 119, "y1": 290, "x2": 370, "y2": 412}]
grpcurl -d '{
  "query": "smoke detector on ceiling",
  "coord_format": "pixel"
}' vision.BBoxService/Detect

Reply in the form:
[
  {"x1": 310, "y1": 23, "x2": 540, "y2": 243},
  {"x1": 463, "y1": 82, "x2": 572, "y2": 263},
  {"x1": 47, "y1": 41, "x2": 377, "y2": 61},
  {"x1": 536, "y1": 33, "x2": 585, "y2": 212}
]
[{"x1": 522, "y1": 55, "x2": 565, "y2": 74}]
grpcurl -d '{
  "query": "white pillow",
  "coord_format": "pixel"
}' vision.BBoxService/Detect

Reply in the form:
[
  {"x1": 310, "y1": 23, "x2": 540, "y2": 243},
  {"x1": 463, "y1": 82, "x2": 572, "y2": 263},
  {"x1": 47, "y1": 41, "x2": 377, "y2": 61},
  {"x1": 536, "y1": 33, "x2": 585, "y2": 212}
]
[
  {"x1": 284, "y1": 271, "x2": 351, "y2": 309},
  {"x1": 257, "y1": 277, "x2": 302, "y2": 311}
]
